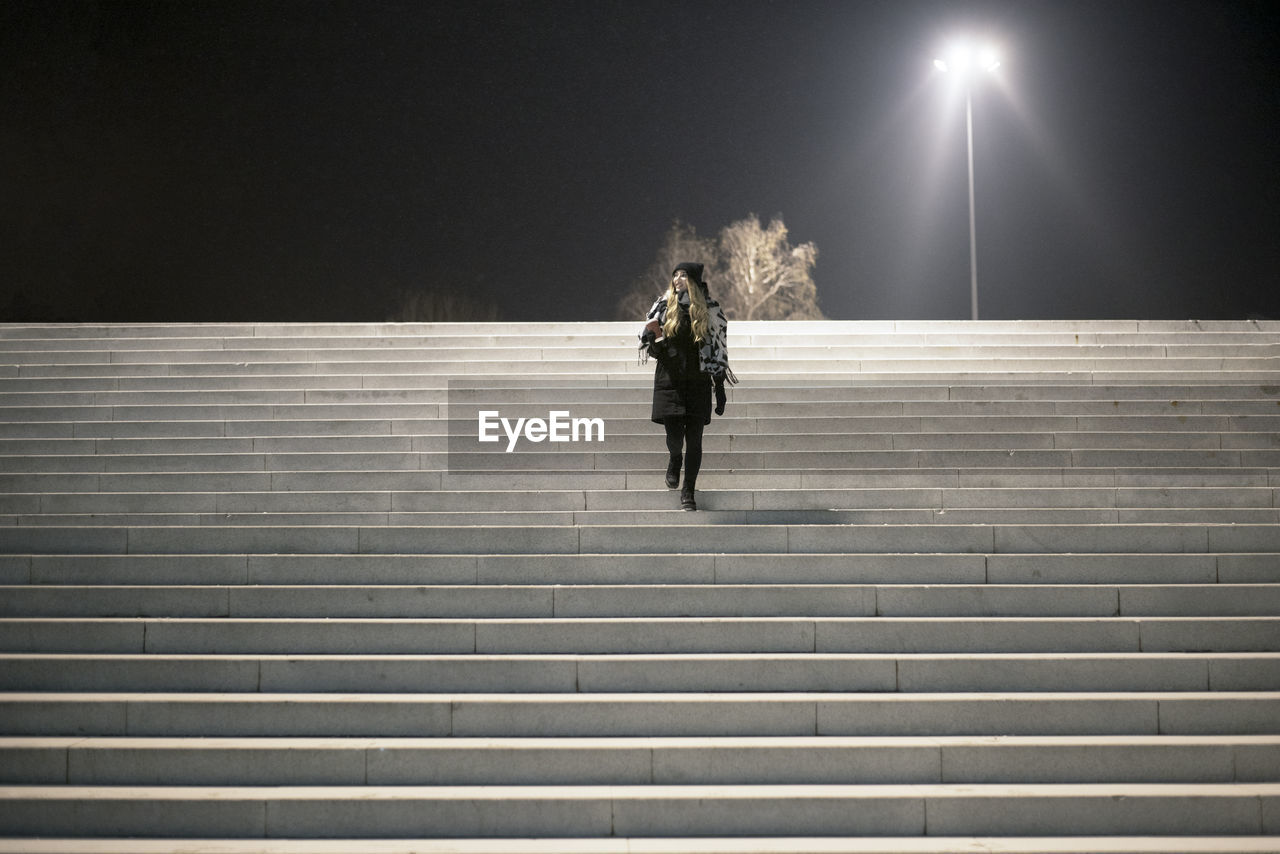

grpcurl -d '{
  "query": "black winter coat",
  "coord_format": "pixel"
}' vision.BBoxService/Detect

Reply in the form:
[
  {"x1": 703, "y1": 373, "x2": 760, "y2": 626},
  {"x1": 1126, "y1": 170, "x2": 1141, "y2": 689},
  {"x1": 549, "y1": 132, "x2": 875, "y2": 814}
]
[{"x1": 648, "y1": 303, "x2": 713, "y2": 425}]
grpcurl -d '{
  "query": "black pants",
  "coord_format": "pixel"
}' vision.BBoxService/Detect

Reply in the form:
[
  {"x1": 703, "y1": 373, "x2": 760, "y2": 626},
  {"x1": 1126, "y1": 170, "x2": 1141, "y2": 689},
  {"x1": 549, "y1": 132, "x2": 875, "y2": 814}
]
[{"x1": 663, "y1": 415, "x2": 705, "y2": 489}]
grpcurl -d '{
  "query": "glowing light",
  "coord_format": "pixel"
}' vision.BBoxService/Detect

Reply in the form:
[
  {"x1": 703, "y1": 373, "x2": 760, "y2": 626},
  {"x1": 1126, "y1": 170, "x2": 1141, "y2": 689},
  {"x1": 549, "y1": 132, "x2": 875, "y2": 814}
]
[
  {"x1": 933, "y1": 42, "x2": 1001, "y2": 78},
  {"x1": 931, "y1": 37, "x2": 1004, "y2": 320}
]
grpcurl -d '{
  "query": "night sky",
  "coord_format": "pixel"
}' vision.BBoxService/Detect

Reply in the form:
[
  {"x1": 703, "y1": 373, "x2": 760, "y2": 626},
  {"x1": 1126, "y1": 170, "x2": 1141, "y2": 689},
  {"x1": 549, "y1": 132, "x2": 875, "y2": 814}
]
[{"x1": 4, "y1": 0, "x2": 1278, "y2": 323}]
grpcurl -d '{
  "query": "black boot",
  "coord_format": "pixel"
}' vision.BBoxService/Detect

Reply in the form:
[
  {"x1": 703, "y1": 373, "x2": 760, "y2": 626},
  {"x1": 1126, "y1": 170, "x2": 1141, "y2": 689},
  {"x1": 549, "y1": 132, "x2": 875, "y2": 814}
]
[
  {"x1": 665, "y1": 454, "x2": 682, "y2": 489},
  {"x1": 680, "y1": 484, "x2": 697, "y2": 511}
]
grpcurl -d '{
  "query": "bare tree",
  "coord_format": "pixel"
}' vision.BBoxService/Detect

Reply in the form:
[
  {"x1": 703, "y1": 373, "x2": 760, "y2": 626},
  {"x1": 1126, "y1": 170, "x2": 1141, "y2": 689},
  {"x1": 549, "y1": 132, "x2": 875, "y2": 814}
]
[
  {"x1": 614, "y1": 216, "x2": 823, "y2": 321},
  {"x1": 717, "y1": 215, "x2": 822, "y2": 320},
  {"x1": 614, "y1": 221, "x2": 716, "y2": 321},
  {"x1": 387, "y1": 289, "x2": 501, "y2": 322}
]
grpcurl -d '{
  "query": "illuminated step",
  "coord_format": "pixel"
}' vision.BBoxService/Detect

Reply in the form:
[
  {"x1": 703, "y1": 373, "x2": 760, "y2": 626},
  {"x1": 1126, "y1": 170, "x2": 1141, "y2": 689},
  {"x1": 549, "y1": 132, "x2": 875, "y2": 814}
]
[
  {"x1": 4, "y1": 691, "x2": 1276, "y2": 737},
  {"x1": 3, "y1": 735, "x2": 1277, "y2": 786},
  {"x1": 0, "y1": 782, "x2": 1276, "y2": 837}
]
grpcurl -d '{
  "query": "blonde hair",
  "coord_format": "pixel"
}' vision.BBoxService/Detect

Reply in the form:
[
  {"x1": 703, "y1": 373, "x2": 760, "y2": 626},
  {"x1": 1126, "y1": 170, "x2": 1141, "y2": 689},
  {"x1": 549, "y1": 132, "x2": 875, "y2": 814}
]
[{"x1": 663, "y1": 279, "x2": 709, "y2": 343}]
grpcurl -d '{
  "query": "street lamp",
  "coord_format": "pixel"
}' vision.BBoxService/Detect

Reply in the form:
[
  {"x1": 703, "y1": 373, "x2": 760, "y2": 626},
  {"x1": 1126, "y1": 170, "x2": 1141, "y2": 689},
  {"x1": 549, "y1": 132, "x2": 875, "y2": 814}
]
[{"x1": 934, "y1": 44, "x2": 1000, "y2": 321}]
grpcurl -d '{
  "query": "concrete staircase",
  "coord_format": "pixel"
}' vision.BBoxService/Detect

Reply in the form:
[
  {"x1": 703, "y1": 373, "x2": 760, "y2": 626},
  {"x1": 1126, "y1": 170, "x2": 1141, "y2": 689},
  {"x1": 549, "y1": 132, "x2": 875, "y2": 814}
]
[{"x1": 0, "y1": 319, "x2": 1277, "y2": 852}]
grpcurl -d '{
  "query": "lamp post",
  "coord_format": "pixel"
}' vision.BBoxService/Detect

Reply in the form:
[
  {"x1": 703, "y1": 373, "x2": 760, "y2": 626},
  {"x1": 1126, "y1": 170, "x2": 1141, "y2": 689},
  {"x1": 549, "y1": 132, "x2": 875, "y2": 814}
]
[{"x1": 934, "y1": 46, "x2": 1000, "y2": 321}]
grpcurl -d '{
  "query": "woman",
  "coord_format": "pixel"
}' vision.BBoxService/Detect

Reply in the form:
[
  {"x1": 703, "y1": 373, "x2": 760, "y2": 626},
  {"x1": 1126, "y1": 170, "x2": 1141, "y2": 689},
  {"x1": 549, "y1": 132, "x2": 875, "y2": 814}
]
[{"x1": 639, "y1": 262, "x2": 735, "y2": 511}]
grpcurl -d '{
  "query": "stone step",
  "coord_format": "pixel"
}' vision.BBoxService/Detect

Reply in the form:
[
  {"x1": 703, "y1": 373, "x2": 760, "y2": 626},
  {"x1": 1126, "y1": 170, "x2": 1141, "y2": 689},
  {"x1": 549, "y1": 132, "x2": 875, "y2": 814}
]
[
  {"x1": 4, "y1": 486, "x2": 1278, "y2": 513},
  {"x1": 5, "y1": 337, "x2": 1278, "y2": 355},
  {"x1": 4, "y1": 429, "x2": 1277, "y2": 450},
  {"x1": 1, "y1": 836, "x2": 1278, "y2": 854},
  {"x1": 5, "y1": 378, "x2": 1280, "y2": 408},
  {"x1": 10, "y1": 508, "x2": 1280, "y2": 527},
  {"x1": 3, "y1": 735, "x2": 1277, "y2": 786},
  {"x1": 0, "y1": 329, "x2": 1240, "y2": 346},
  {"x1": 0, "y1": 358, "x2": 1254, "y2": 384},
  {"x1": 3, "y1": 430, "x2": 1276, "y2": 455},
  {"x1": 5, "y1": 381, "x2": 1280, "y2": 404},
  {"x1": 7, "y1": 505, "x2": 1280, "y2": 526},
  {"x1": 8, "y1": 400, "x2": 1279, "y2": 427},
  {"x1": 1, "y1": 318, "x2": 1275, "y2": 337},
  {"x1": 6, "y1": 345, "x2": 1277, "y2": 372},
  {"x1": 2, "y1": 616, "x2": 1277, "y2": 654},
  {"x1": 9, "y1": 335, "x2": 1259, "y2": 357},
  {"x1": 3, "y1": 337, "x2": 1276, "y2": 358},
  {"x1": 4, "y1": 448, "x2": 1278, "y2": 473},
  {"x1": 5, "y1": 553, "x2": 1275, "y2": 586},
  {"x1": 1, "y1": 782, "x2": 1277, "y2": 837},
  {"x1": 2, "y1": 359, "x2": 1275, "y2": 389},
  {"x1": 21, "y1": 371, "x2": 1274, "y2": 390},
  {"x1": 3, "y1": 415, "x2": 1277, "y2": 441},
  {"x1": 5, "y1": 349, "x2": 1273, "y2": 369},
  {"x1": 476, "y1": 382, "x2": 1280, "y2": 402},
  {"x1": 4, "y1": 691, "x2": 1275, "y2": 736},
  {"x1": 4, "y1": 522, "x2": 1279, "y2": 555},
  {"x1": 175, "y1": 317, "x2": 1280, "y2": 331},
  {"x1": 1, "y1": 584, "x2": 1278, "y2": 618},
  {"x1": 6, "y1": 485, "x2": 1277, "y2": 510},
  {"x1": 2, "y1": 652, "x2": 1276, "y2": 692},
  {"x1": 3, "y1": 467, "x2": 1277, "y2": 495}
]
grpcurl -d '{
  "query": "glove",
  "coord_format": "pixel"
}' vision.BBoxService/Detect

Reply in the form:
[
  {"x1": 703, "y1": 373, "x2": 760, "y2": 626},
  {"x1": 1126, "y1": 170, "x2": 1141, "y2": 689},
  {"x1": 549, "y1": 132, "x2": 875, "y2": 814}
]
[{"x1": 714, "y1": 378, "x2": 727, "y2": 416}]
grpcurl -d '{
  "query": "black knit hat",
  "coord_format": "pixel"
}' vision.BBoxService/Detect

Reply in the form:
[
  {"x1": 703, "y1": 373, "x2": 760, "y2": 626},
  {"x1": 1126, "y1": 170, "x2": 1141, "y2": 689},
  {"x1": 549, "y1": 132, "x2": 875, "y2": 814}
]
[{"x1": 672, "y1": 262, "x2": 708, "y2": 291}]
